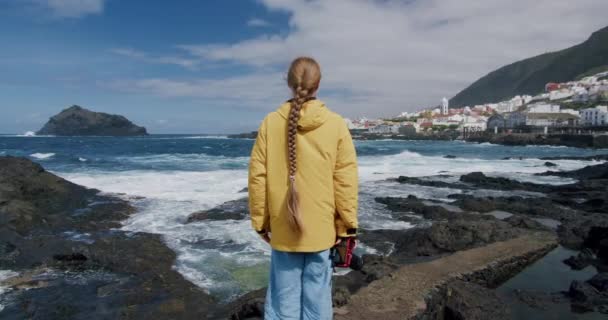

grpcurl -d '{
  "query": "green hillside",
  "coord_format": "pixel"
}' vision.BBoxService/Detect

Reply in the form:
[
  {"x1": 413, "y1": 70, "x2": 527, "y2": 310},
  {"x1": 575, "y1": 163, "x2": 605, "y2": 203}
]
[{"x1": 450, "y1": 25, "x2": 608, "y2": 108}]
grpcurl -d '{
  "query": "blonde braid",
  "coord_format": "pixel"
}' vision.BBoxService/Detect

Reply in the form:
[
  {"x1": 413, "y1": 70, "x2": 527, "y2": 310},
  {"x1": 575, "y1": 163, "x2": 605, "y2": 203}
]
[
  {"x1": 285, "y1": 57, "x2": 321, "y2": 235},
  {"x1": 286, "y1": 86, "x2": 309, "y2": 233}
]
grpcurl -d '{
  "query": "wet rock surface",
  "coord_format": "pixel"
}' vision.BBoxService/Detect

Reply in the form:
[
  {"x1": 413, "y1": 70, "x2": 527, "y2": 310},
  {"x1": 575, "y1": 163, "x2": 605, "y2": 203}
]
[
  {"x1": 513, "y1": 290, "x2": 568, "y2": 310},
  {"x1": 422, "y1": 280, "x2": 511, "y2": 320},
  {"x1": 568, "y1": 280, "x2": 608, "y2": 313},
  {"x1": 395, "y1": 176, "x2": 472, "y2": 190},
  {"x1": 186, "y1": 197, "x2": 249, "y2": 223},
  {"x1": 0, "y1": 157, "x2": 216, "y2": 319},
  {"x1": 225, "y1": 154, "x2": 608, "y2": 319}
]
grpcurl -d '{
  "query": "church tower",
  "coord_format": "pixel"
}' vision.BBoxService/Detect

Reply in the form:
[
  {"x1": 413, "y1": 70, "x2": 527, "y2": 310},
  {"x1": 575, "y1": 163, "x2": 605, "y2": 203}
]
[{"x1": 441, "y1": 97, "x2": 449, "y2": 115}]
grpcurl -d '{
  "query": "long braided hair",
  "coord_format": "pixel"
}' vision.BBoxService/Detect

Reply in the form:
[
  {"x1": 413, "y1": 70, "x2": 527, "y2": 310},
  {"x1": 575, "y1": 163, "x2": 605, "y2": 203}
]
[{"x1": 286, "y1": 57, "x2": 321, "y2": 234}]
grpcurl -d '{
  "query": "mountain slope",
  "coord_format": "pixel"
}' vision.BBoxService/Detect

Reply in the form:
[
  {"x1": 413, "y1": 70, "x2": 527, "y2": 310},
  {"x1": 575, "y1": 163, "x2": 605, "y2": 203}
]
[{"x1": 450, "y1": 26, "x2": 608, "y2": 107}]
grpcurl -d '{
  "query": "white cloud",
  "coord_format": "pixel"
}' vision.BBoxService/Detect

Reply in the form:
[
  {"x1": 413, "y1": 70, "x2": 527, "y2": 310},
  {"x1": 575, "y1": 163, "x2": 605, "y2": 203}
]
[
  {"x1": 34, "y1": 0, "x2": 105, "y2": 18},
  {"x1": 247, "y1": 18, "x2": 271, "y2": 27},
  {"x1": 111, "y1": 0, "x2": 608, "y2": 119},
  {"x1": 105, "y1": 73, "x2": 289, "y2": 109},
  {"x1": 110, "y1": 48, "x2": 200, "y2": 70}
]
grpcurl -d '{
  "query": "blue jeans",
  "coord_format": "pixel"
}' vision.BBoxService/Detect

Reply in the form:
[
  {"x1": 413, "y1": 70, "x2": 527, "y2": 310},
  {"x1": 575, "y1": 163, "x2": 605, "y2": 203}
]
[{"x1": 264, "y1": 249, "x2": 333, "y2": 320}]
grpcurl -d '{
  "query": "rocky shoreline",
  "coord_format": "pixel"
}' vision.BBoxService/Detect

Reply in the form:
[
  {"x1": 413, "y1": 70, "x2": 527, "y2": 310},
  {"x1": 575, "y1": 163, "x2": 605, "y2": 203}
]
[
  {"x1": 226, "y1": 155, "x2": 608, "y2": 319},
  {"x1": 1, "y1": 153, "x2": 607, "y2": 319},
  {"x1": 466, "y1": 132, "x2": 608, "y2": 149},
  {"x1": 229, "y1": 130, "x2": 608, "y2": 149},
  {"x1": 0, "y1": 157, "x2": 214, "y2": 319}
]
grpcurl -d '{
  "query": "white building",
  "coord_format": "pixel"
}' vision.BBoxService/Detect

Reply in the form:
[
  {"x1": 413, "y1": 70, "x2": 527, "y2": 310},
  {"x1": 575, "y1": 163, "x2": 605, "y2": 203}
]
[
  {"x1": 495, "y1": 101, "x2": 515, "y2": 113},
  {"x1": 441, "y1": 97, "x2": 449, "y2": 115},
  {"x1": 530, "y1": 93, "x2": 550, "y2": 102},
  {"x1": 368, "y1": 124, "x2": 399, "y2": 134},
  {"x1": 461, "y1": 115, "x2": 487, "y2": 131},
  {"x1": 561, "y1": 109, "x2": 580, "y2": 116},
  {"x1": 579, "y1": 76, "x2": 598, "y2": 86},
  {"x1": 510, "y1": 95, "x2": 525, "y2": 109},
  {"x1": 525, "y1": 113, "x2": 579, "y2": 127},
  {"x1": 461, "y1": 121, "x2": 487, "y2": 131},
  {"x1": 580, "y1": 106, "x2": 608, "y2": 126},
  {"x1": 527, "y1": 103, "x2": 560, "y2": 113},
  {"x1": 549, "y1": 89, "x2": 574, "y2": 101},
  {"x1": 573, "y1": 87, "x2": 589, "y2": 103}
]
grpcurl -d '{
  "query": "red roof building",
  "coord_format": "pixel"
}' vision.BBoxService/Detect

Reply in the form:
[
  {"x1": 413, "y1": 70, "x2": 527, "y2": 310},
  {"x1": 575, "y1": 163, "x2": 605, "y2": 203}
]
[{"x1": 545, "y1": 83, "x2": 561, "y2": 92}]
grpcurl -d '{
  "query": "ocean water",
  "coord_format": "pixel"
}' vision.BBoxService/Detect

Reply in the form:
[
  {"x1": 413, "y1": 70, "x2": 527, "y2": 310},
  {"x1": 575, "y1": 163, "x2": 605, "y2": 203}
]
[{"x1": 1, "y1": 134, "x2": 607, "y2": 301}]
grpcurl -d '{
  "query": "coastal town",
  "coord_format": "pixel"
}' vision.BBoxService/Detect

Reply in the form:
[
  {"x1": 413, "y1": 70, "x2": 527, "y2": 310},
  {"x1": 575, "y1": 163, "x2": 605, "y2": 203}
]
[{"x1": 346, "y1": 71, "x2": 608, "y2": 138}]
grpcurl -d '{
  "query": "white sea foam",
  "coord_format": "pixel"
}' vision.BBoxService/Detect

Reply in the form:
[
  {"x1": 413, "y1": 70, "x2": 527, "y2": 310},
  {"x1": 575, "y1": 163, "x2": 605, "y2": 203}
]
[
  {"x1": 61, "y1": 169, "x2": 247, "y2": 202},
  {"x1": 78, "y1": 157, "x2": 87, "y2": 162},
  {"x1": 117, "y1": 153, "x2": 249, "y2": 170},
  {"x1": 59, "y1": 169, "x2": 257, "y2": 298},
  {"x1": 22, "y1": 131, "x2": 36, "y2": 137},
  {"x1": 0, "y1": 270, "x2": 19, "y2": 312},
  {"x1": 55, "y1": 149, "x2": 603, "y2": 300},
  {"x1": 30, "y1": 152, "x2": 55, "y2": 160},
  {"x1": 357, "y1": 150, "x2": 600, "y2": 183}
]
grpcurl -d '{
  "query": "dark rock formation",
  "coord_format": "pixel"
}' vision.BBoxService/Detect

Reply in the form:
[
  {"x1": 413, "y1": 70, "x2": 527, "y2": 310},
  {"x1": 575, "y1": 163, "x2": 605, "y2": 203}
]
[
  {"x1": 37, "y1": 105, "x2": 147, "y2": 136},
  {"x1": 504, "y1": 215, "x2": 550, "y2": 231},
  {"x1": 223, "y1": 288, "x2": 266, "y2": 320},
  {"x1": 588, "y1": 273, "x2": 608, "y2": 292},
  {"x1": 395, "y1": 176, "x2": 471, "y2": 190},
  {"x1": 0, "y1": 156, "x2": 123, "y2": 236},
  {"x1": 563, "y1": 249, "x2": 595, "y2": 270},
  {"x1": 540, "y1": 154, "x2": 608, "y2": 161},
  {"x1": 422, "y1": 280, "x2": 510, "y2": 320},
  {"x1": 466, "y1": 133, "x2": 602, "y2": 148},
  {"x1": 568, "y1": 280, "x2": 608, "y2": 313},
  {"x1": 449, "y1": 194, "x2": 569, "y2": 218},
  {"x1": 186, "y1": 197, "x2": 248, "y2": 223},
  {"x1": 227, "y1": 131, "x2": 258, "y2": 139},
  {"x1": 539, "y1": 162, "x2": 608, "y2": 180},
  {"x1": 391, "y1": 218, "x2": 527, "y2": 261},
  {"x1": 375, "y1": 196, "x2": 456, "y2": 220},
  {"x1": 460, "y1": 171, "x2": 552, "y2": 192},
  {"x1": 558, "y1": 217, "x2": 608, "y2": 250},
  {"x1": 0, "y1": 157, "x2": 216, "y2": 319}
]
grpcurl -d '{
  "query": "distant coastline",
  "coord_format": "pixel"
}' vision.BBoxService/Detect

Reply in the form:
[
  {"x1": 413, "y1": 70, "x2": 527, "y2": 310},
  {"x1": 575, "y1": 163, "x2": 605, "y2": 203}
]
[{"x1": 227, "y1": 129, "x2": 608, "y2": 149}]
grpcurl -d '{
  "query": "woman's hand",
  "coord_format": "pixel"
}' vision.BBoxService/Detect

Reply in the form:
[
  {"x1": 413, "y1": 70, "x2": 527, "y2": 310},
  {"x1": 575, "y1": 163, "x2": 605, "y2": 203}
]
[{"x1": 260, "y1": 232, "x2": 271, "y2": 244}]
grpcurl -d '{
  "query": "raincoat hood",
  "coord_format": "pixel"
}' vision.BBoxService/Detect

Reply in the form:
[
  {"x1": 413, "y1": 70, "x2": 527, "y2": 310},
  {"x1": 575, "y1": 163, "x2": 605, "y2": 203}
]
[{"x1": 276, "y1": 99, "x2": 329, "y2": 131}]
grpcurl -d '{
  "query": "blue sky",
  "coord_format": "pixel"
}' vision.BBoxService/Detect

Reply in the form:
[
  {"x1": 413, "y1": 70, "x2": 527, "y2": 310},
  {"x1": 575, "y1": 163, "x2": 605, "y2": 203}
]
[{"x1": 1, "y1": 0, "x2": 607, "y2": 134}]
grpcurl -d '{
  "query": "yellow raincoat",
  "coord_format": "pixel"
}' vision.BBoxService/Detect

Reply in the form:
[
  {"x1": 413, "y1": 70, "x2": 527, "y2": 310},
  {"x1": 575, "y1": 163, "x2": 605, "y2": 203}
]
[{"x1": 248, "y1": 99, "x2": 358, "y2": 252}]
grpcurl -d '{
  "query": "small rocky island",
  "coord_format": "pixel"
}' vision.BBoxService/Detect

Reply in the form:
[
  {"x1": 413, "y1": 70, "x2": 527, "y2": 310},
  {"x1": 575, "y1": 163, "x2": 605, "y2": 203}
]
[{"x1": 37, "y1": 105, "x2": 148, "y2": 136}]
